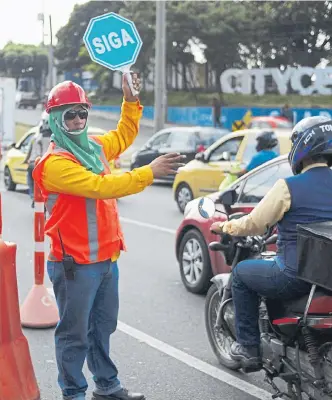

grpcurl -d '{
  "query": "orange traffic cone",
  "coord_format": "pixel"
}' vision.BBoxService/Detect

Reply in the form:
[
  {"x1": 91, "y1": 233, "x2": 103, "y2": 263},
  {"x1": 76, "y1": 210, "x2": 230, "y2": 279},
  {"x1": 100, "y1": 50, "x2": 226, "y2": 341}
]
[
  {"x1": 0, "y1": 193, "x2": 40, "y2": 400},
  {"x1": 20, "y1": 158, "x2": 59, "y2": 328}
]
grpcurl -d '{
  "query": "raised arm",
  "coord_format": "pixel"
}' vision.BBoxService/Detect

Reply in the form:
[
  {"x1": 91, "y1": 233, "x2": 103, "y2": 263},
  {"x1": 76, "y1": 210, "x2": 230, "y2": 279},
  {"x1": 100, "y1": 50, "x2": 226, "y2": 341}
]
[
  {"x1": 92, "y1": 73, "x2": 143, "y2": 161},
  {"x1": 94, "y1": 99, "x2": 142, "y2": 161}
]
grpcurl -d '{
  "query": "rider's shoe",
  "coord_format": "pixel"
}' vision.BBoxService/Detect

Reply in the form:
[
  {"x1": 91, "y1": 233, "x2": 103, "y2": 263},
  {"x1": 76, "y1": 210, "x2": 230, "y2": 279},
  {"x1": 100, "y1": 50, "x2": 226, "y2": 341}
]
[
  {"x1": 91, "y1": 388, "x2": 146, "y2": 400},
  {"x1": 230, "y1": 342, "x2": 262, "y2": 370}
]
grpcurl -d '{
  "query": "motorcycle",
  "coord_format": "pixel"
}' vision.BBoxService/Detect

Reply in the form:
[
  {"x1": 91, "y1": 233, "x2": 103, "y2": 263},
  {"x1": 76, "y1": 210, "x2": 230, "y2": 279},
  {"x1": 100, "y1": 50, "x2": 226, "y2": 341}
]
[{"x1": 198, "y1": 194, "x2": 332, "y2": 400}]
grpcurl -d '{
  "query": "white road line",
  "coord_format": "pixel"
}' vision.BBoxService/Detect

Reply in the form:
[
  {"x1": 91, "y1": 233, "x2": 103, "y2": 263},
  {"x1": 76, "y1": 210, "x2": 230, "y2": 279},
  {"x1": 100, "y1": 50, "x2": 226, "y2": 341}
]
[
  {"x1": 118, "y1": 322, "x2": 272, "y2": 400},
  {"x1": 119, "y1": 216, "x2": 176, "y2": 234},
  {"x1": 47, "y1": 288, "x2": 271, "y2": 399}
]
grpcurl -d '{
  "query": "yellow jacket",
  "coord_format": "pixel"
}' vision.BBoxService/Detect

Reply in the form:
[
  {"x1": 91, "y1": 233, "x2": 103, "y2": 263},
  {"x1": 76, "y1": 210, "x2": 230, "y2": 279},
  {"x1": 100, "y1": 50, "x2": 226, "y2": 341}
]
[{"x1": 42, "y1": 99, "x2": 154, "y2": 199}]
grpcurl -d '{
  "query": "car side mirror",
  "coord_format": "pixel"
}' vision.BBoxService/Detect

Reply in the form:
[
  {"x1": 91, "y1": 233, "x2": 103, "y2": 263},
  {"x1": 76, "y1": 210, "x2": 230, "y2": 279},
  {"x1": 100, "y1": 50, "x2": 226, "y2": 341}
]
[
  {"x1": 219, "y1": 189, "x2": 237, "y2": 206},
  {"x1": 145, "y1": 143, "x2": 152, "y2": 150},
  {"x1": 195, "y1": 152, "x2": 206, "y2": 162},
  {"x1": 222, "y1": 151, "x2": 231, "y2": 161}
]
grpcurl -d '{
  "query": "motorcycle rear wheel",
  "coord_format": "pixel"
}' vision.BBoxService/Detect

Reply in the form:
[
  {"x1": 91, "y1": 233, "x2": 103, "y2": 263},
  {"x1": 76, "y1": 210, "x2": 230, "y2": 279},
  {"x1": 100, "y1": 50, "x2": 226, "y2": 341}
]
[{"x1": 205, "y1": 283, "x2": 241, "y2": 370}]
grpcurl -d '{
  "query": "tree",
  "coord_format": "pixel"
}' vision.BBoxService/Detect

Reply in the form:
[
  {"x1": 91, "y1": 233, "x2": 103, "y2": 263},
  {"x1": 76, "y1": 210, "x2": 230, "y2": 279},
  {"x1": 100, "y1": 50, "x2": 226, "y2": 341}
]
[
  {"x1": 54, "y1": 1, "x2": 125, "y2": 73},
  {"x1": 121, "y1": 1, "x2": 156, "y2": 81},
  {"x1": 54, "y1": 0, "x2": 332, "y2": 96},
  {"x1": 187, "y1": 1, "x2": 249, "y2": 92},
  {"x1": 55, "y1": 1, "x2": 200, "y2": 92},
  {"x1": 237, "y1": 1, "x2": 332, "y2": 69},
  {"x1": 165, "y1": 2, "x2": 197, "y2": 90},
  {"x1": 0, "y1": 42, "x2": 48, "y2": 90}
]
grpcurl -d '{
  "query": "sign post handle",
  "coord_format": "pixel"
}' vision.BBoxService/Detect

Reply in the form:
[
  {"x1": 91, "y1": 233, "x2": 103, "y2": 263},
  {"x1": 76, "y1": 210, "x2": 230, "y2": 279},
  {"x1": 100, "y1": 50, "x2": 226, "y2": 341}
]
[{"x1": 120, "y1": 66, "x2": 139, "y2": 97}]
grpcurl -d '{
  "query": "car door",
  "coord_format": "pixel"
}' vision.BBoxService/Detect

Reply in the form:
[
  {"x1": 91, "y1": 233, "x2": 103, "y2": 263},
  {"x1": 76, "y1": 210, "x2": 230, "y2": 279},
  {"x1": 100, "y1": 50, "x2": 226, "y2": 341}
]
[
  {"x1": 196, "y1": 135, "x2": 244, "y2": 195},
  {"x1": 136, "y1": 131, "x2": 172, "y2": 166},
  {"x1": 10, "y1": 130, "x2": 37, "y2": 184}
]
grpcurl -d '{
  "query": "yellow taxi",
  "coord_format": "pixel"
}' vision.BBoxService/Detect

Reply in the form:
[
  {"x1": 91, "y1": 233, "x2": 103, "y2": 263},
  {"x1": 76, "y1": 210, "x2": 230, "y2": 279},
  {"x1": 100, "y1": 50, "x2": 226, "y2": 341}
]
[
  {"x1": 4, "y1": 125, "x2": 123, "y2": 191},
  {"x1": 172, "y1": 128, "x2": 292, "y2": 212}
]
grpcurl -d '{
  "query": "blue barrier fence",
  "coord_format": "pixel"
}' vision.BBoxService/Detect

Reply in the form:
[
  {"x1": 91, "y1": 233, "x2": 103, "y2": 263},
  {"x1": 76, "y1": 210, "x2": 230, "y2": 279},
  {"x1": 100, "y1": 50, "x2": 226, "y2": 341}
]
[{"x1": 92, "y1": 104, "x2": 332, "y2": 131}]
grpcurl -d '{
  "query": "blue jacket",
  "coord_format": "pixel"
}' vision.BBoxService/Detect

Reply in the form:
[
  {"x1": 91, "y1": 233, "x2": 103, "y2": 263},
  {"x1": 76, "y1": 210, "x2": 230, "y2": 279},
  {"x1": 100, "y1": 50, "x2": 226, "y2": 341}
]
[
  {"x1": 246, "y1": 150, "x2": 278, "y2": 172},
  {"x1": 277, "y1": 166, "x2": 332, "y2": 277}
]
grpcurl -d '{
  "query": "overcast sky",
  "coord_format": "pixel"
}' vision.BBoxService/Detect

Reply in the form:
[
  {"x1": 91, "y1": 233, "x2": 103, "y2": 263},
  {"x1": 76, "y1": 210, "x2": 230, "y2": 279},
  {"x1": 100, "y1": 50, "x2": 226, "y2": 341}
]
[{"x1": 0, "y1": 0, "x2": 89, "y2": 48}]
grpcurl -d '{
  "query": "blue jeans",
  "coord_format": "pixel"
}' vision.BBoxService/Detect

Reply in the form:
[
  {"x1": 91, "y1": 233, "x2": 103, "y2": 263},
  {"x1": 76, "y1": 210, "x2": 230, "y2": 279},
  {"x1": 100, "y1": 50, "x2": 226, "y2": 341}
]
[
  {"x1": 231, "y1": 258, "x2": 310, "y2": 346},
  {"x1": 47, "y1": 260, "x2": 122, "y2": 399}
]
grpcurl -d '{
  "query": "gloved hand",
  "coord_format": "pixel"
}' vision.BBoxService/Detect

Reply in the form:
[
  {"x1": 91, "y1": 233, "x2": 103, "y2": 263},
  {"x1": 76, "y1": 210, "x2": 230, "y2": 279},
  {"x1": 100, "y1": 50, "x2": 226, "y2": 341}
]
[
  {"x1": 210, "y1": 221, "x2": 225, "y2": 234},
  {"x1": 122, "y1": 72, "x2": 141, "y2": 102}
]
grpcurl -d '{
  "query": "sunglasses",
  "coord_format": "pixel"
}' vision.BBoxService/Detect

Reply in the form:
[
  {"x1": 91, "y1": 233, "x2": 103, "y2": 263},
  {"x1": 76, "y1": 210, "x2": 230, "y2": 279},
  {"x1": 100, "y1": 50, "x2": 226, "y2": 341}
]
[{"x1": 64, "y1": 109, "x2": 88, "y2": 120}]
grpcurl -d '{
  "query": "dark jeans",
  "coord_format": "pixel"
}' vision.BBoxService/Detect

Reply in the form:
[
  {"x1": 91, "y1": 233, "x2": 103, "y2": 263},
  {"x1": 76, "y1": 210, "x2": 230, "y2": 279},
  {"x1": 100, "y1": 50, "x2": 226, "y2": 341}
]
[
  {"x1": 231, "y1": 258, "x2": 311, "y2": 346},
  {"x1": 47, "y1": 260, "x2": 121, "y2": 399}
]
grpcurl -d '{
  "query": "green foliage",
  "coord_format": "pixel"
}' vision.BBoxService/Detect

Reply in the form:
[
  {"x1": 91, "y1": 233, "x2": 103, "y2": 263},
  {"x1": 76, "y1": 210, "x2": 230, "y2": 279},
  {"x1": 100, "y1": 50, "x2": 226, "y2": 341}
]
[
  {"x1": 0, "y1": 42, "x2": 48, "y2": 82},
  {"x1": 54, "y1": 1, "x2": 332, "y2": 95},
  {"x1": 54, "y1": 1, "x2": 124, "y2": 72},
  {"x1": 4, "y1": 0, "x2": 331, "y2": 101},
  {"x1": 243, "y1": 1, "x2": 332, "y2": 68}
]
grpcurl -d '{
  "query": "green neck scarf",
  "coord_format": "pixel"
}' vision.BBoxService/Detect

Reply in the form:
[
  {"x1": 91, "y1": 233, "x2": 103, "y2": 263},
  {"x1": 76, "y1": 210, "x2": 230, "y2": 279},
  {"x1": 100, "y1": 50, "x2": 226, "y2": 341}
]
[{"x1": 49, "y1": 107, "x2": 104, "y2": 174}]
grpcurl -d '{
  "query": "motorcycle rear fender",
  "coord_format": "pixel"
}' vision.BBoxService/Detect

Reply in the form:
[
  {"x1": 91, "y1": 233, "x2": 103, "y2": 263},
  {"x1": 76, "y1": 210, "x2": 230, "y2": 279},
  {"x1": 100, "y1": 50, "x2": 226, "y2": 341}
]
[{"x1": 211, "y1": 273, "x2": 231, "y2": 295}]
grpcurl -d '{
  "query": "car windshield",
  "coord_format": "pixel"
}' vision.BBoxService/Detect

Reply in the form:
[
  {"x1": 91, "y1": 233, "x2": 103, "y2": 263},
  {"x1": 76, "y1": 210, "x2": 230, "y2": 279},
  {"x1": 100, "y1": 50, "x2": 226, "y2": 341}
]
[
  {"x1": 167, "y1": 129, "x2": 228, "y2": 150},
  {"x1": 241, "y1": 134, "x2": 280, "y2": 164},
  {"x1": 194, "y1": 129, "x2": 229, "y2": 147}
]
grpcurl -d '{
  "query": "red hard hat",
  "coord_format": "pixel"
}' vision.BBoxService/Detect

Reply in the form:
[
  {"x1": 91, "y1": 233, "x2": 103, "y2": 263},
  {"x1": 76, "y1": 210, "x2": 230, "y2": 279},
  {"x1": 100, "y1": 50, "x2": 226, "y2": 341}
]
[{"x1": 45, "y1": 81, "x2": 91, "y2": 113}]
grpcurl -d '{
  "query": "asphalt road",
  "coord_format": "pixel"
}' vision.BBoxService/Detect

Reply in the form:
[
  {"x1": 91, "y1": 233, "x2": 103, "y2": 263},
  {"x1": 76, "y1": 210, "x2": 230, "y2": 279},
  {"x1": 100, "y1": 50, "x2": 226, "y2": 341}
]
[{"x1": 1, "y1": 109, "x2": 281, "y2": 400}]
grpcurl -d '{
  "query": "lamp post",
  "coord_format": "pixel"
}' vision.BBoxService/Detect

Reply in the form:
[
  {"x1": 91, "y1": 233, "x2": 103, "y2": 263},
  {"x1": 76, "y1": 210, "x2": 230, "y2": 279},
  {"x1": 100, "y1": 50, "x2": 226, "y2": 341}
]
[{"x1": 154, "y1": 0, "x2": 167, "y2": 132}]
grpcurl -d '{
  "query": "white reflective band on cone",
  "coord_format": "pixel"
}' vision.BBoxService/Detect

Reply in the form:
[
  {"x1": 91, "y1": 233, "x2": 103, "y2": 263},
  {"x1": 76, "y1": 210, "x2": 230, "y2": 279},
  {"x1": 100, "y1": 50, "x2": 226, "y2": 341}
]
[
  {"x1": 34, "y1": 242, "x2": 45, "y2": 252},
  {"x1": 34, "y1": 202, "x2": 45, "y2": 213}
]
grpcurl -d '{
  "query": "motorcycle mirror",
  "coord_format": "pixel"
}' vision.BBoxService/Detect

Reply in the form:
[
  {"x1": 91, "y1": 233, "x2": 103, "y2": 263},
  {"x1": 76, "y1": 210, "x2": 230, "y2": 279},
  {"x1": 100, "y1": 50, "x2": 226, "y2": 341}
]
[
  {"x1": 219, "y1": 189, "x2": 237, "y2": 206},
  {"x1": 197, "y1": 197, "x2": 216, "y2": 219}
]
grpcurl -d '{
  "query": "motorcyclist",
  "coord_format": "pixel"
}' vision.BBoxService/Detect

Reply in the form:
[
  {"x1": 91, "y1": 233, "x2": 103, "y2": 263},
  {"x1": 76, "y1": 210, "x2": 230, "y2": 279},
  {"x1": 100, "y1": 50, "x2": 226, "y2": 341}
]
[
  {"x1": 235, "y1": 130, "x2": 279, "y2": 177},
  {"x1": 24, "y1": 111, "x2": 52, "y2": 207},
  {"x1": 210, "y1": 116, "x2": 332, "y2": 370}
]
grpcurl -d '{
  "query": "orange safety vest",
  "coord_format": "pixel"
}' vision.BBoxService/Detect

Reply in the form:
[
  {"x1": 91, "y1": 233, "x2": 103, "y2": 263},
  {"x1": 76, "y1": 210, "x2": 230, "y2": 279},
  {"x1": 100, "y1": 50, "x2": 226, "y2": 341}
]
[{"x1": 33, "y1": 138, "x2": 125, "y2": 264}]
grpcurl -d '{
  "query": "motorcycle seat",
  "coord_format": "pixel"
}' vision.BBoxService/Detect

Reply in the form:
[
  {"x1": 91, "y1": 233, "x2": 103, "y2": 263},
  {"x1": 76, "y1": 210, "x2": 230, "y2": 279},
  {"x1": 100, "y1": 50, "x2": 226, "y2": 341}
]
[{"x1": 282, "y1": 287, "x2": 332, "y2": 314}]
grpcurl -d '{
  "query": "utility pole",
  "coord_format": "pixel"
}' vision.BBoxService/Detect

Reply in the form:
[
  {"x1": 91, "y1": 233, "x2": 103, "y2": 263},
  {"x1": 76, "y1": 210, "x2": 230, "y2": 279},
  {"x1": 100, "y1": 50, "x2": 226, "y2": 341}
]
[
  {"x1": 48, "y1": 14, "x2": 54, "y2": 89},
  {"x1": 154, "y1": 0, "x2": 167, "y2": 133},
  {"x1": 37, "y1": 8, "x2": 46, "y2": 97}
]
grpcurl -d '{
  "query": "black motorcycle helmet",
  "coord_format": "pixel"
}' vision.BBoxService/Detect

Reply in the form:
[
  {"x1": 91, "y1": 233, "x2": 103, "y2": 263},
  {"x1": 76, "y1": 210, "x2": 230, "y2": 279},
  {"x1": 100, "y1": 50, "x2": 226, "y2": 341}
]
[
  {"x1": 256, "y1": 130, "x2": 278, "y2": 152},
  {"x1": 288, "y1": 116, "x2": 332, "y2": 175}
]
